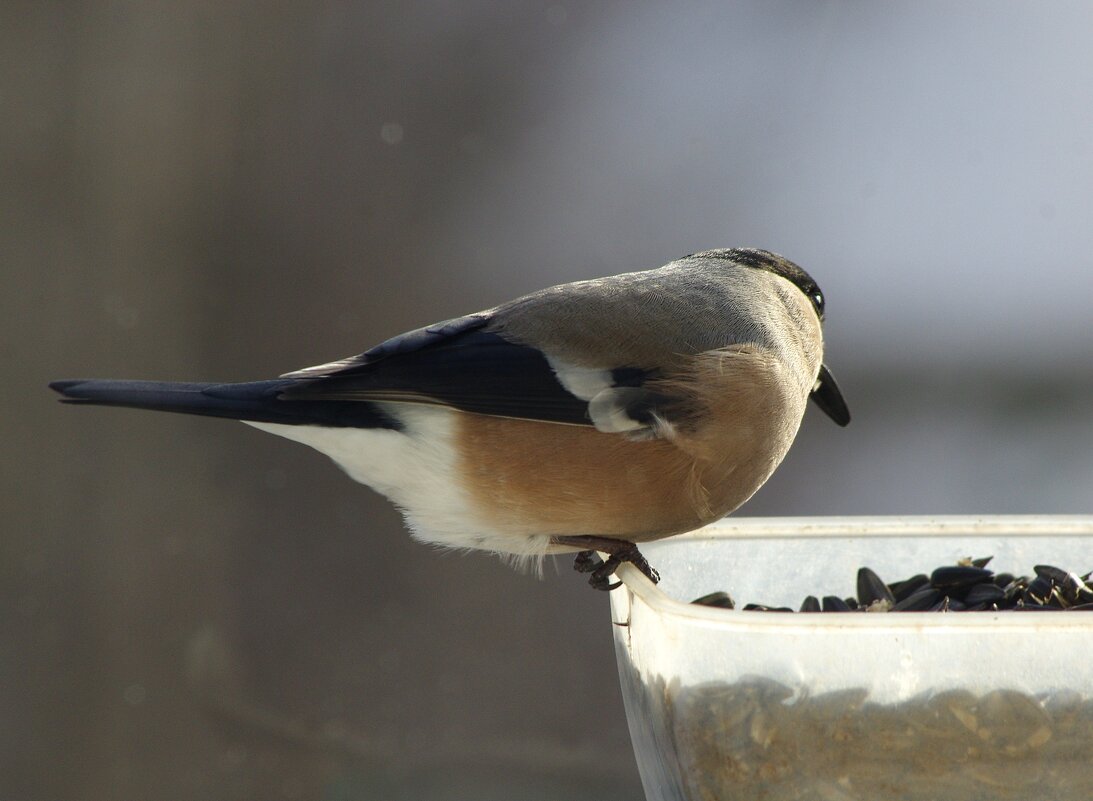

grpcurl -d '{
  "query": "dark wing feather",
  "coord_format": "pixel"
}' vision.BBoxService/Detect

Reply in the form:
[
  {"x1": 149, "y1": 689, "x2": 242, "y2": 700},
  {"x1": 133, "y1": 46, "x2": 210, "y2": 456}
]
[
  {"x1": 282, "y1": 314, "x2": 492, "y2": 377},
  {"x1": 283, "y1": 326, "x2": 594, "y2": 425}
]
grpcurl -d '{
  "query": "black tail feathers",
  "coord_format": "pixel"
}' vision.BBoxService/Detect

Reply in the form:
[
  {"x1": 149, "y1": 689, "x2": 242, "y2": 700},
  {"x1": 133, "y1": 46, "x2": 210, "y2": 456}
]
[{"x1": 49, "y1": 378, "x2": 399, "y2": 429}]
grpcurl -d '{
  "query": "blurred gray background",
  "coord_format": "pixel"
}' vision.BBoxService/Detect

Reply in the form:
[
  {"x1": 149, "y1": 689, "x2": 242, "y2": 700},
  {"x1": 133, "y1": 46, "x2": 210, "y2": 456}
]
[{"x1": 7, "y1": 2, "x2": 1093, "y2": 799}]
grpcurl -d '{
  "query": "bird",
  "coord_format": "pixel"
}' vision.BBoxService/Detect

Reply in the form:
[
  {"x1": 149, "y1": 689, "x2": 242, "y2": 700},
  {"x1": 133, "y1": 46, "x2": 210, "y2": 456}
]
[{"x1": 51, "y1": 248, "x2": 849, "y2": 590}]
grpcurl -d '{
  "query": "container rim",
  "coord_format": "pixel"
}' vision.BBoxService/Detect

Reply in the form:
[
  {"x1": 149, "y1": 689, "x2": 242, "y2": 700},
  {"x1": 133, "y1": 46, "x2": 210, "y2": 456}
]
[{"x1": 613, "y1": 515, "x2": 1093, "y2": 631}]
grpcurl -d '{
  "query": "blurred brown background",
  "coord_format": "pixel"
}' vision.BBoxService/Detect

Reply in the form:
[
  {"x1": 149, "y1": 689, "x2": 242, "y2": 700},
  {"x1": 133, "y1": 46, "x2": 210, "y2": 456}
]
[{"x1": 6, "y1": 3, "x2": 1093, "y2": 799}]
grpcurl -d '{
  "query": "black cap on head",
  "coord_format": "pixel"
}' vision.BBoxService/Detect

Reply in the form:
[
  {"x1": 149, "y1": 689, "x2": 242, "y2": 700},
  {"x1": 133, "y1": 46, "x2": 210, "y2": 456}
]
[{"x1": 691, "y1": 247, "x2": 826, "y2": 320}]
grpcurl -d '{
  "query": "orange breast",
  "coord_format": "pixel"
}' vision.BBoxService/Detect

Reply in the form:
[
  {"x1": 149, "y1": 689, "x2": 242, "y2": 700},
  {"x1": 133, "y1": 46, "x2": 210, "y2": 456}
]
[{"x1": 454, "y1": 346, "x2": 811, "y2": 542}]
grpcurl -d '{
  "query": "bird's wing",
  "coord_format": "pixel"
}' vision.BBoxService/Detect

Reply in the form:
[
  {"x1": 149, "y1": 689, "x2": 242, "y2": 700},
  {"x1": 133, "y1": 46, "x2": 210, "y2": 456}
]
[{"x1": 279, "y1": 312, "x2": 672, "y2": 431}]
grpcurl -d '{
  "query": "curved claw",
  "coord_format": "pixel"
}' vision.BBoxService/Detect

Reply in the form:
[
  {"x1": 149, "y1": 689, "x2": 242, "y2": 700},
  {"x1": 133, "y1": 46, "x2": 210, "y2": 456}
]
[
  {"x1": 590, "y1": 576, "x2": 623, "y2": 591},
  {"x1": 554, "y1": 535, "x2": 661, "y2": 592},
  {"x1": 573, "y1": 550, "x2": 604, "y2": 574}
]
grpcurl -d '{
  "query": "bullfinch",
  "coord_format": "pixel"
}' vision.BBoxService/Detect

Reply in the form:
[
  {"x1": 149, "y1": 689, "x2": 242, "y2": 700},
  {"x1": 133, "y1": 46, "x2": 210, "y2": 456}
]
[{"x1": 51, "y1": 248, "x2": 849, "y2": 589}]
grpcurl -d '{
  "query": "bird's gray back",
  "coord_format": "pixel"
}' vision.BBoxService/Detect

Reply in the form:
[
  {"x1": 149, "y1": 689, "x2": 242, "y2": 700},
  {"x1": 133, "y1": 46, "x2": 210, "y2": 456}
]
[{"x1": 489, "y1": 257, "x2": 821, "y2": 375}]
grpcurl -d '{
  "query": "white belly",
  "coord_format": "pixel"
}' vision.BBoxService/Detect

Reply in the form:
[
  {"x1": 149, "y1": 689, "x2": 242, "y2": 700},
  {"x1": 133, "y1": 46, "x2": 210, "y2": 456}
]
[{"x1": 243, "y1": 404, "x2": 553, "y2": 561}]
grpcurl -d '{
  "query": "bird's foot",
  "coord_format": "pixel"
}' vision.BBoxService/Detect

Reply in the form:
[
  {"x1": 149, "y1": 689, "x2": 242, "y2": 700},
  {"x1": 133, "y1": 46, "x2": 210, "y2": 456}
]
[{"x1": 552, "y1": 536, "x2": 660, "y2": 591}]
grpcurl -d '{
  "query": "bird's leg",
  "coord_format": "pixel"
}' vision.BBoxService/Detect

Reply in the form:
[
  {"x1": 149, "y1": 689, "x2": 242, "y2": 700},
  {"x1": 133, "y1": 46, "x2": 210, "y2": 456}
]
[{"x1": 551, "y1": 535, "x2": 660, "y2": 591}]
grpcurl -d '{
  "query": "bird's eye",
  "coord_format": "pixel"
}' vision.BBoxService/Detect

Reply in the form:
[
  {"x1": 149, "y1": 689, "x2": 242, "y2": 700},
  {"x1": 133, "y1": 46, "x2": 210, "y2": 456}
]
[{"x1": 812, "y1": 291, "x2": 825, "y2": 315}]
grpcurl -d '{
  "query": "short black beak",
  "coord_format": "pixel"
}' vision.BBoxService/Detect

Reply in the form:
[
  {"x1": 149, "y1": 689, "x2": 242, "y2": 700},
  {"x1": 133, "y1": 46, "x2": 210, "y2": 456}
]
[{"x1": 810, "y1": 364, "x2": 850, "y2": 426}]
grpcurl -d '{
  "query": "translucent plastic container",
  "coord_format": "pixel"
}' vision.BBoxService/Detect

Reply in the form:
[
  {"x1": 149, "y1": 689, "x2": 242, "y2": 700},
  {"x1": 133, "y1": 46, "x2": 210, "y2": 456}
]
[{"x1": 609, "y1": 516, "x2": 1093, "y2": 801}]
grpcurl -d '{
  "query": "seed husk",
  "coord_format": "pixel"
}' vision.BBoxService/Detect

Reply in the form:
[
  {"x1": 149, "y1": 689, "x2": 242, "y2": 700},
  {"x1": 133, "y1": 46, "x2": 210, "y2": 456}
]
[
  {"x1": 931, "y1": 565, "x2": 994, "y2": 589},
  {"x1": 821, "y1": 595, "x2": 851, "y2": 613},
  {"x1": 964, "y1": 583, "x2": 1005, "y2": 606},
  {"x1": 799, "y1": 595, "x2": 821, "y2": 613},
  {"x1": 857, "y1": 566, "x2": 896, "y2": 606},
  {"x1": 692, "y1": 591, "x2": 735, "y2": 609},
  {"x1": 889, "y1": 574, "x2": 930, "y2": 602}
]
